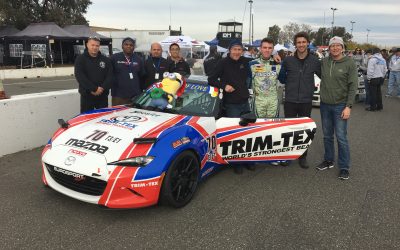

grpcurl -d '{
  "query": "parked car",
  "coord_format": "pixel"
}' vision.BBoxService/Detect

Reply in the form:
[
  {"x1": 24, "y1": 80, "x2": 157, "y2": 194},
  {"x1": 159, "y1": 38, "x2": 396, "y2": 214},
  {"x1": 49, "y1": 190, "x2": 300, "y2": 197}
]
[{"x1": 41, "y1": 77, "x2": 317, "y2": 208}]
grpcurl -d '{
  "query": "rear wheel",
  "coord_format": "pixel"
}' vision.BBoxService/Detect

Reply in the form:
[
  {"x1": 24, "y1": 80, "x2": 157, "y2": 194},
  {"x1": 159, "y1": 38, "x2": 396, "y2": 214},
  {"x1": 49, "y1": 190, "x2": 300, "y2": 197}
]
[{"x1": 160, "y1": 151, "x2": 199, "y2": 208}]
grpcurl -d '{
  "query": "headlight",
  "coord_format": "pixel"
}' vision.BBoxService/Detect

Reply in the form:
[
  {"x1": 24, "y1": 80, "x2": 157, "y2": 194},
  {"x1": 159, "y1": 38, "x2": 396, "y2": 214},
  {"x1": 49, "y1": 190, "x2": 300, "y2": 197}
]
[{"x1": 108, "y1": 156, "x2": 155, "y2": 167}]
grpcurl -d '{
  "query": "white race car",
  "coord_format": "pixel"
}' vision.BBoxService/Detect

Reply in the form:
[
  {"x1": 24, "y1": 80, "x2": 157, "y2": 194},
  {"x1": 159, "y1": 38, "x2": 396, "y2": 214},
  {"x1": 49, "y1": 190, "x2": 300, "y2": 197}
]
[{"x1": 41, "y1": 77, "x2": 317, "y2": 208}]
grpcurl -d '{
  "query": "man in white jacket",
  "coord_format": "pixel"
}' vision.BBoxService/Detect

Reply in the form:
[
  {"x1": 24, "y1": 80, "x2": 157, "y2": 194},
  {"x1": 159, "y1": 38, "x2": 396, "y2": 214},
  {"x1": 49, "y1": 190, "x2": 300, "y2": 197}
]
[
  {"x1": 386, "y1": 48, "x2": 400, "y2": 98},
  {"x1": 366, "y1": 48, "x2": 388, "y2": 111}
]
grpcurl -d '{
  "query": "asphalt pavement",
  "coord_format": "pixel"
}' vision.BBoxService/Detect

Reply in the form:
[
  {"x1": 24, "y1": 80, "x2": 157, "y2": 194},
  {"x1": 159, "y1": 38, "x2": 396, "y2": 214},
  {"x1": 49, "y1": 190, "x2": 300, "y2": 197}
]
[
  {"x1": 0, "y1": 84, "x2": 399, "y2": 249},
  {"x1": 2, "y1": 76, "x2": 77, "y2": 96}
]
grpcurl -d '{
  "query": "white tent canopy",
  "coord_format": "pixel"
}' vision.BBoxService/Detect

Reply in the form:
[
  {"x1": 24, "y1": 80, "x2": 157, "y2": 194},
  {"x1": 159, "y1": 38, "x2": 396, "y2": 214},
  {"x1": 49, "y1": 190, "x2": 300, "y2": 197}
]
[
  {"x1": 159, "y1": 36, "x2": 208, "y2": 58},
  {"x1": 274, "y1": 44, "x2": 288, "y2": 51}
]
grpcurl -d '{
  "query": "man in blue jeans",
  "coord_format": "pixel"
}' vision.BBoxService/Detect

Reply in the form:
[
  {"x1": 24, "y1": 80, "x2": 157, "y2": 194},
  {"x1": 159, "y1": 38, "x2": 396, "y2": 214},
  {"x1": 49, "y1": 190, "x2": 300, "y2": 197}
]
[{"x1": 316, "y1": 36, "x2": 357, "y2": 180}]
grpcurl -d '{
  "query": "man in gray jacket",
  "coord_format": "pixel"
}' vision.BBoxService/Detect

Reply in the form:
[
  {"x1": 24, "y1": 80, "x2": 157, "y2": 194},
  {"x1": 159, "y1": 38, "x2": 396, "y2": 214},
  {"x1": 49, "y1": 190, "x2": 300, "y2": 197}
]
[
  {"x1": 278, "y1": 32, "x2": 321, "y2": 168},
  {"x1": 366, "y1": 47, "x2": 387, "y2": 111}
]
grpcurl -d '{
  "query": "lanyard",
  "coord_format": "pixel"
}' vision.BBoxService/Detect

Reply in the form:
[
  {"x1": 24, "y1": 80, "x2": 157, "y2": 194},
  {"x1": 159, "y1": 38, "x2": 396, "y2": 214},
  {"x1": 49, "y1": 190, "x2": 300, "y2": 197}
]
[
  {"x1": 124, "y1": 54, "x2": 134, "y2": 72},
  {"x1": 151, "y1": 57, "x2": 161, "y2": 71}
]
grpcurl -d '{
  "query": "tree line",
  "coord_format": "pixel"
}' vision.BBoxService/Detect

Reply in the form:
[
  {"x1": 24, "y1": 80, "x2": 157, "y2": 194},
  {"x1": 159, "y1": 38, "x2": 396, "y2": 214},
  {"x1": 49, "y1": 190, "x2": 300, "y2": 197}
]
[
  {"x1": 267, "y1": 22, "x2": 353, "y2": 47},
  {"x1": 0, "y1": 0, "x2": 92, "y2": 29}
]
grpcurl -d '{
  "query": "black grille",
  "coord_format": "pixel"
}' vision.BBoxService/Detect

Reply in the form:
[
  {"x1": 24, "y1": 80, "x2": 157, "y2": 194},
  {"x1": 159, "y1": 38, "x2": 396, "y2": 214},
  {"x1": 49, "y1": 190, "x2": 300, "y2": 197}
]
[{"x1": 45, "y1": 164, "x2": 107, "y2": 196}]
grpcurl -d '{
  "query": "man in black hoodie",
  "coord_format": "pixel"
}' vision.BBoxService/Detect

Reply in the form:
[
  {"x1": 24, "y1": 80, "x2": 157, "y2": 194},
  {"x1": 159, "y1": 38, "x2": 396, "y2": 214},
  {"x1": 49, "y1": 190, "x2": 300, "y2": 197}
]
[{"x1": 74, "y1": 37, "x2": 113, "y2": 113}]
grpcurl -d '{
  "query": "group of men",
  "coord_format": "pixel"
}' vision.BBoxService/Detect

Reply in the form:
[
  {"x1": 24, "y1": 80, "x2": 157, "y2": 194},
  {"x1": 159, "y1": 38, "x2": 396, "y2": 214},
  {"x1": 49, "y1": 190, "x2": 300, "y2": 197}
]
[
  {"x1": 74, "y1": 33, "x2": 358, "y2": 180},
  {"x1": 208, "y1": 33, "x2": 357, "y2": 180},
  {"x1": 74, "y1": 36, "x2": 190, "y2": 113}
]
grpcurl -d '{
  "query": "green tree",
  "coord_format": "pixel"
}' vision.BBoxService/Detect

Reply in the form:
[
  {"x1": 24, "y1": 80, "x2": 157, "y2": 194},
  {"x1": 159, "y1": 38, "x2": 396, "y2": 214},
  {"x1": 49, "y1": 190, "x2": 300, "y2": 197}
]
[
  {"x1": 279, "y1": 22, "x2": 312, "y2": 44},
  {"x1": 267, "y1": 24, "x2": 281, "y2": 44},
  {"x1": 0, "y1": 0, "x2": 92, "y2": 29}
]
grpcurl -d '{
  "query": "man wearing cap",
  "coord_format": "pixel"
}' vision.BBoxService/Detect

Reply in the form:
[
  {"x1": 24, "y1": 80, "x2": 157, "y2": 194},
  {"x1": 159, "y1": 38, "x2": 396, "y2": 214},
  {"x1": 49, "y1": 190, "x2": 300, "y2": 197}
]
[
  {"x1": 208, "y1": 39, "x2": 252, "y2": 174},
  {"x1": 75, "y1": 36, "x2": 113, "y2": 113},
  {"x1": 386, "y1": 48, "x2": 400, "y2": 98},
  {"x1": 316, "y1": 36, "x2": 357, "y2": 180},
  {"x1": 143, "y1": 42, "x2": 169, "y2": 89},
  {"x1": 110, "y1": 37, "x2": 145, "y2": 105}
]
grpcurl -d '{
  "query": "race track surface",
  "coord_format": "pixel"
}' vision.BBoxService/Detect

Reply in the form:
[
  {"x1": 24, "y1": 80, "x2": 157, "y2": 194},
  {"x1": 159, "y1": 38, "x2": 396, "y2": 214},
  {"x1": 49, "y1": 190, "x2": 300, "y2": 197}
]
[{"x1": 1, "y1": 85, "x2": 399, "y2": 249}]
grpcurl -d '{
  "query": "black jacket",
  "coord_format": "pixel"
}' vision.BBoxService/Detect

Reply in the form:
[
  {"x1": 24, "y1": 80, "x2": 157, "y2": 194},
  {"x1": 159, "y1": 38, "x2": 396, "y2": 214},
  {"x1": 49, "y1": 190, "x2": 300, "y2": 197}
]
[
  {"x1": 204, "y1": 53, "x2": 221, "y2": 76},
  {"x1": 208, "y1": 55, "x2": 251, "y2": 104},
  {"x1": 278, "y1": 51, "x2": 321, "y2": 103},
  {"x1": 143, "y1": 56, "x2": 169, "y2": 89},
  {"x1": 74, "y1": 49, "x2": 113, "y2": 96},
  {"x1": 167, "y1": 57, "x2": 191, "y2": 78},
  {"x1": 110, "y1": 52, "x2": 145, "y2": 98}
]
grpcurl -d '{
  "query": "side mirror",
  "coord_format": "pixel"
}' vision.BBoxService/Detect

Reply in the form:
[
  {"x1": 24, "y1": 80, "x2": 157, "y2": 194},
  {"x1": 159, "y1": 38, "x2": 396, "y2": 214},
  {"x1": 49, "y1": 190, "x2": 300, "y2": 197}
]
[{"x1": 239, "y1": 112, "x2": 257, "y2": 126}]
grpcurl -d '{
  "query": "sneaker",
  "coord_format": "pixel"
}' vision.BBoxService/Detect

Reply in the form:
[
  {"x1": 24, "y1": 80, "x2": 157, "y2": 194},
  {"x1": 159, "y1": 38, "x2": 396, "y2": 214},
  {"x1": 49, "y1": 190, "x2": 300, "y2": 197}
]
[
  {"x1": 385, "y1": 94, "x2": 391, "y2": 97},
  {"x1": 280, "y1": 161, "x2": 291, "y2": 167},
  {"x1": 270, "y1": 162, "x2": 279, "y2": 166},
  {"x1": 299, "y1": 158, "x2": 309, "y2": 169},
  {"x1": 316, "y1": 161, "x2": 334, "y2": 170},
  {"x1": 338, "y1": 169, "x2": 350, "y2": 180}
]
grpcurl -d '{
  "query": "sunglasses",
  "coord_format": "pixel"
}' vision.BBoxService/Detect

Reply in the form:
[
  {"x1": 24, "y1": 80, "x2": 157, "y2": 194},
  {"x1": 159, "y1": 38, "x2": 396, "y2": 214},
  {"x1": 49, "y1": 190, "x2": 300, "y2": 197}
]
[{"x1": 88, "y1": 36, "x2": 101, "y2": 42}]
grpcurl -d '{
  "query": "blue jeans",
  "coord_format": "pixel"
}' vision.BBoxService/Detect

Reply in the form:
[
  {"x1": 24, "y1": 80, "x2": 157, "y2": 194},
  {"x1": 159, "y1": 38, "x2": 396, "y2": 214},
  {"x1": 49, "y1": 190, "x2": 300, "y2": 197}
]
[
  {"x1": 320, "y1": 102, "x2": 350, "y2": 170},
  {"x1": 224, "y1": 102, "x2": 250, "y2": 118},
  {"x1": 387, "y1": 71, "x2": 400, "y2": 96}
]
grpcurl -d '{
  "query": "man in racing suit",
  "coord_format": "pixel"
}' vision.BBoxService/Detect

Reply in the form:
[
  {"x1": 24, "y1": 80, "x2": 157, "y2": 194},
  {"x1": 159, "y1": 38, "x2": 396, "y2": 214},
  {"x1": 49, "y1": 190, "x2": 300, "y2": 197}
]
[{"x1": 249, "y1": 37, "x2": 281, "y2": 118}]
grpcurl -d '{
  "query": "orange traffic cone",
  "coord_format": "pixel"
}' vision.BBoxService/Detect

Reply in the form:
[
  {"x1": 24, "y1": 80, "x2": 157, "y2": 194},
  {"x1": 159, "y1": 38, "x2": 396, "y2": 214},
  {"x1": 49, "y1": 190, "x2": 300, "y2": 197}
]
[{"x1": 0, "y1": 79, "x2": 9, "y2": 99}]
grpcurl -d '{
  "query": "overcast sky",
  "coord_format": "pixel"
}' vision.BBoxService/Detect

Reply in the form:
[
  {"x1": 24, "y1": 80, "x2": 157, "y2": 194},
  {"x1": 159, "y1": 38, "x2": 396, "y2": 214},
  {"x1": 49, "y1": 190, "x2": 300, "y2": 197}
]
[{"x1": 86, "y1": 0, "x2": 400, "y2": 47}]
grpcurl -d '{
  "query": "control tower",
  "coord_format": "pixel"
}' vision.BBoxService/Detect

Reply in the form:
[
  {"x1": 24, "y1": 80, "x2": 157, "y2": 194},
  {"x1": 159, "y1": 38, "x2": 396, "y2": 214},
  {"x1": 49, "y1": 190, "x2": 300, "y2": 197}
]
[{"x1": 216, "y1": 20, "x2": 243, "y2": 49}]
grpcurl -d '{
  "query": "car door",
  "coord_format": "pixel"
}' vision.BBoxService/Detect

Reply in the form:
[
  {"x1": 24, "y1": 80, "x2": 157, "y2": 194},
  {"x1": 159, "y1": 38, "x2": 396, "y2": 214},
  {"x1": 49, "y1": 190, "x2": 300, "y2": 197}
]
[{"x1": 214, "y1": 117, "x2": 317, "y2": 165}]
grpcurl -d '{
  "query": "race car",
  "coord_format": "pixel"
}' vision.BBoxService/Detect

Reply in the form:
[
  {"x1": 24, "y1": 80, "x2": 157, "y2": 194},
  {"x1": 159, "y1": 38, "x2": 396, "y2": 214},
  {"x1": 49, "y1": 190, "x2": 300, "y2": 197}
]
[{"x1": 41, "y1": 77, "x2": 317, "y2": 209}]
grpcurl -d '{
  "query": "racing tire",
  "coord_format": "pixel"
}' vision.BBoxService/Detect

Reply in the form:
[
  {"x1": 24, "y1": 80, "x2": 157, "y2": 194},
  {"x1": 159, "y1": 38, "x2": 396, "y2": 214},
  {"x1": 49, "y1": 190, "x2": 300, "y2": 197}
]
[{"x1": 160, "y1": 151, "x2": 200, "y2": 208}]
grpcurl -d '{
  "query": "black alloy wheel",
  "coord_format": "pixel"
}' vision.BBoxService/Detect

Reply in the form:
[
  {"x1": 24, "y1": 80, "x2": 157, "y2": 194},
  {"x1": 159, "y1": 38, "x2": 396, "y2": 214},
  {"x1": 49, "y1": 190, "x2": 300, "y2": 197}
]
[{"x1": 160, "y1": 151, "x2": 200, "y2": 208}]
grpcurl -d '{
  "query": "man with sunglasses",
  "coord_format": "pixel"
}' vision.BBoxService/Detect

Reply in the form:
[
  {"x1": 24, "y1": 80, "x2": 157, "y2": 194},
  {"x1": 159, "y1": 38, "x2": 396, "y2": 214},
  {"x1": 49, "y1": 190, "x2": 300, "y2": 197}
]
[
  {"x1": 75, "y1": 36, "x2": 113, "y2": 113},
  {"x1": 110, "y1": 37, "x2": 145, "y2": 105}
]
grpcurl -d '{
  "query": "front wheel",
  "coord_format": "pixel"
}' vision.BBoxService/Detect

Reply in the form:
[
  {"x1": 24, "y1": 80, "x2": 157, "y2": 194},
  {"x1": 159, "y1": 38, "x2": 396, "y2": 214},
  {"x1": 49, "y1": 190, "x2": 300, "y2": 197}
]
[{"x1": 160, "y1": 151, "x2": 200, "y2": 208}]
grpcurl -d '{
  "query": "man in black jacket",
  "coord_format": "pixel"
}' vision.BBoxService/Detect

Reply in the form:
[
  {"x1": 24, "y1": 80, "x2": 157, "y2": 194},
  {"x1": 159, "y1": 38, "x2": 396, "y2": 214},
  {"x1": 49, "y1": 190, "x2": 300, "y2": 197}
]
[
  {"x1": 75, "y1": 37, "x2": 113, "y2": 113},
  {"x1": 208, "y1": 39, "x2": 252, "y2": 174},
  {"x1": 278, "y1": 32, "x2": 321, "y2": 168},
  {"x1": 203, "y1": 45, "x2": 221, "y2": 76},
  {"x1": 167, "y1": 43, "x2": 191, "y2": 78},
  {"x1": 142, "y1": 42, "x2": 169, "y2": 89},
  {"x1": 110, "y1": 37, "x2": 145, "y2": 105}
]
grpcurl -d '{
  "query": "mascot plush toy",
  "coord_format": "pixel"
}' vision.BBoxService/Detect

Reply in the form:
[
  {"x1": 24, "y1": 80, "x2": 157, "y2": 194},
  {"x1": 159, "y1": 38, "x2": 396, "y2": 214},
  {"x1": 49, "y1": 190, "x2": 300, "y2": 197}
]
[{"x1": 148, "y1": 72, "x2": 186, "y2": 110}]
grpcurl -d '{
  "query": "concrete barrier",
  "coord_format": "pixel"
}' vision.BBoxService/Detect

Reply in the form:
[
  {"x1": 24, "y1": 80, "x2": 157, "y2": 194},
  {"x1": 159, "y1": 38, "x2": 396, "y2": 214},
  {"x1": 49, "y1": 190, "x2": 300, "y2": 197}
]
[
  {"x1": 0, "y1": 89, "x2": 80, "y2": 157},
  {"x1": 0, "y1": 67, "x2": 74, "y2": 80}
]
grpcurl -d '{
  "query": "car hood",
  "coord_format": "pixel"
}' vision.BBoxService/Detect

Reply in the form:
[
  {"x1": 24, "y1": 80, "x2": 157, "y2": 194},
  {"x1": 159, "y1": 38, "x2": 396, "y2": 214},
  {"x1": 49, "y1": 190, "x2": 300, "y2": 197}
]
[{"x1": 49, "y1": 108, "x2": 184, "y2": 163}]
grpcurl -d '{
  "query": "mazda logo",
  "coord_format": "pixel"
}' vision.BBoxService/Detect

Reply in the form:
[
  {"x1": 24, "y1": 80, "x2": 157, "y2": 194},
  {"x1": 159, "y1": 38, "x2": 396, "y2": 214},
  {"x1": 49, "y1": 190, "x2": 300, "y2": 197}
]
[{"x1": 64, "y1": 156, "x2": 76, "y2": 166}]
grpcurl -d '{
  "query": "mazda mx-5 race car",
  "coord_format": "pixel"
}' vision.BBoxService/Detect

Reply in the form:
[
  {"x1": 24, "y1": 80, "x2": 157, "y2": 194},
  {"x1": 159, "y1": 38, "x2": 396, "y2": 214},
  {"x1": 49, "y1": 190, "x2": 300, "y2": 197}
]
[{"x1": 41, "y1": 77, "x2": 317, "y2": 208}]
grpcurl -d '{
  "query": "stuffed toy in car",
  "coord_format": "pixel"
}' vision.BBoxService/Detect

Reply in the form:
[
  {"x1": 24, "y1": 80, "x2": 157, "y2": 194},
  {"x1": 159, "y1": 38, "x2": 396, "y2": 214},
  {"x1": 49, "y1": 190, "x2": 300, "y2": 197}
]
[{"x1": 148, "y1": 72, "x2": 186, "y2": 110}]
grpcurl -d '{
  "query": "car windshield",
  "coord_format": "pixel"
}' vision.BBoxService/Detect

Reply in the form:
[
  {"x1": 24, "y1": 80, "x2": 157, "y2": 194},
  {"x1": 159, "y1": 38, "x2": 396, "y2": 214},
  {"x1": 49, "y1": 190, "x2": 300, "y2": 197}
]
[{"x1": 133, "y1": 82, "x2": 221, "y2": 117}]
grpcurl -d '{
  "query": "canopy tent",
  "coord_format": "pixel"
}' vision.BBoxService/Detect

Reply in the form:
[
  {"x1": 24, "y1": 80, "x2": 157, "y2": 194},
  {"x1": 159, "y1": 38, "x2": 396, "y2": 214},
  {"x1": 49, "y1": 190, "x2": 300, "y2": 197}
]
[
  {"x1": 160, "y1": 36, "x2": 208, "y2": 58},
  {"x1": 5, "y1": 22, "x2": 78, "y2": 66},
  {"x1": 274, "y1": 44, "x2": 288, "y2": 51},
  {"x1": 0, "y1": 26, "x2": 20, "y2": 38},
  {"x1": 205, "y1": 38, "x2": 219, "y2": 46},
  {"x1": 7, "y1": 22, "x2": 76, "y2": 40}
]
